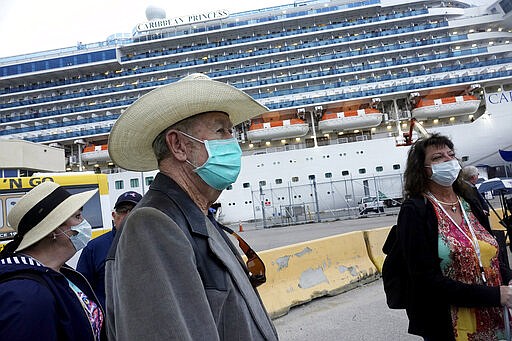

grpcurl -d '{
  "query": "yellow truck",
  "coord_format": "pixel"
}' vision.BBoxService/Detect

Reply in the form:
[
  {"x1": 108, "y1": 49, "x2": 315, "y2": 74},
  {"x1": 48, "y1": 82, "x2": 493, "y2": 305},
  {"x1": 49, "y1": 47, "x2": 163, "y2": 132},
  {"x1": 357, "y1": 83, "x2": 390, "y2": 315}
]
[{"x1": 0, "y1": 173, "x2": 112, "y2": 250}]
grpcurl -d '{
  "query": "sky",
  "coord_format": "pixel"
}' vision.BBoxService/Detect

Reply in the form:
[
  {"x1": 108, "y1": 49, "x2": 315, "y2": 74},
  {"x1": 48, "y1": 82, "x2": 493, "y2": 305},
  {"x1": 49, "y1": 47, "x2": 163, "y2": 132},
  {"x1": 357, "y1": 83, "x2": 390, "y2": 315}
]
[{"x1": 0, "y1": 0, "x2": 292, "y2": 58}]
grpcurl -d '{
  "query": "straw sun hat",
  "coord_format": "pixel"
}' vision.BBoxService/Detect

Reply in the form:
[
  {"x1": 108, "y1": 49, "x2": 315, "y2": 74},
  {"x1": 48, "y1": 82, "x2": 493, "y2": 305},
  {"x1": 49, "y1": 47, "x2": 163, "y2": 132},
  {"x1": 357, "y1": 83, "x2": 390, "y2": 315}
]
[
  {"x1": 108, "y1": 73, "x2": 268, "y2": 172},
  {"x1": 7, "y1": 181, "x2": 97, "y2": 252}
]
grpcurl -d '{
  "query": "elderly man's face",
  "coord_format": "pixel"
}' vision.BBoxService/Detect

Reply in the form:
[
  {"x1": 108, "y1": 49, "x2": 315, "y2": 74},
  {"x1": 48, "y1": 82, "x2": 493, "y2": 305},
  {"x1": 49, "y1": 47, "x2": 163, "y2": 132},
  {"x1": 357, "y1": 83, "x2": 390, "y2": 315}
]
[{"x1": 188, "y1": 111, "x2": 234, "y2": 165}]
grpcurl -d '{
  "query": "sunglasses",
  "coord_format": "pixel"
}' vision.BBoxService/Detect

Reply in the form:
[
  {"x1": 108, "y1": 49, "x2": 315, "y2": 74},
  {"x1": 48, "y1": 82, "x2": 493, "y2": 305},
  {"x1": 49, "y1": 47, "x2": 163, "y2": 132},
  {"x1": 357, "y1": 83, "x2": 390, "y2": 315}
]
[{"x1": 229, "y1": 231, "x2": 266, "y2": 288}]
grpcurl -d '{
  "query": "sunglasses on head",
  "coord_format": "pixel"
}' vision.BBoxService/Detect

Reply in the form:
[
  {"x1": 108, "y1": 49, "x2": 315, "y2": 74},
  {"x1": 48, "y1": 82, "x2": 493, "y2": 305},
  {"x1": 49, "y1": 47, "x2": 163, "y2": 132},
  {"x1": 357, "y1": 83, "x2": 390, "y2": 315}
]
[{"x1": 229, "y1": 231, "x2": 266, "y2": 288}]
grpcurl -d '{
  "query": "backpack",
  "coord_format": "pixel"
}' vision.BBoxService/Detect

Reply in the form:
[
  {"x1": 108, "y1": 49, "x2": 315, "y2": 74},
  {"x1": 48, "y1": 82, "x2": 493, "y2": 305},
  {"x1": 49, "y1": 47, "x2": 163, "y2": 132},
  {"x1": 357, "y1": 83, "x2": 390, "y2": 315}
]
[
  {"x1": 381, "y1": 197, "x2": 427, "y2": 309},
  {"x1": 0, "y1": 271, "x2": 50, "y2": 289}
]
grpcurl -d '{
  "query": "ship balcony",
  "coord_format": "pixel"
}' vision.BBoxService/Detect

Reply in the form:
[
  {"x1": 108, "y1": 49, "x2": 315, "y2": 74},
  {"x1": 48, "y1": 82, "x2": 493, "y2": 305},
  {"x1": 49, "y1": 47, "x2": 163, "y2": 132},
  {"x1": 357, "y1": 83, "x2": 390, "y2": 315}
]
[
  {"x1": 0, "y1": 113, "x2": 120, "y2": 137},
  {"x1": 2, "y1": 18, "x2": 493, "y2": 100},
  {"x1": 1, "y1": 57, "x2": 511, "y2": 128},
  {"x1": 122, "y1": 5, "x2": 430, "y2": 63},
  {"x1": 5, "y1": 122, "x2": 115, "y2": 144}
]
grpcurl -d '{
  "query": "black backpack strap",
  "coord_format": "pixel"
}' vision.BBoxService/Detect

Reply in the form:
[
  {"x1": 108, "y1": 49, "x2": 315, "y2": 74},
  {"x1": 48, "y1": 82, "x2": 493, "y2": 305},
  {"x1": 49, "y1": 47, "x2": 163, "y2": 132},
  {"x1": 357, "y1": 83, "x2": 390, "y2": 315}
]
[
  {"x1": 0, "y1": 271, "x2": 49, "y2": 289},
  {"x1": 383, "y1": 196, "x2": 428, "y2": 254}
]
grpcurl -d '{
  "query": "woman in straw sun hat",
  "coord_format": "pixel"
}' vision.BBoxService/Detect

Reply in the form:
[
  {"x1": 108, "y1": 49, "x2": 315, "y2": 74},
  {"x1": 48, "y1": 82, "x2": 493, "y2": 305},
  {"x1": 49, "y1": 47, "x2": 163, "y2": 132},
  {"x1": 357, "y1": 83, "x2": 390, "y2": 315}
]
[{"x1": 0, "y1": 181, "x2": 105, "y2": 340}]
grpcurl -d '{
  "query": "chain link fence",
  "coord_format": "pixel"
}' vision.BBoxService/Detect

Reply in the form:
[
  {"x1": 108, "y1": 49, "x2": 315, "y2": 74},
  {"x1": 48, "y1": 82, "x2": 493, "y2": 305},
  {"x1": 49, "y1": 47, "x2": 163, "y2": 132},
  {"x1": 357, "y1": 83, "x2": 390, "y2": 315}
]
[{"x1": 249, "y1": 173, "x2": 404, "y2": 228}]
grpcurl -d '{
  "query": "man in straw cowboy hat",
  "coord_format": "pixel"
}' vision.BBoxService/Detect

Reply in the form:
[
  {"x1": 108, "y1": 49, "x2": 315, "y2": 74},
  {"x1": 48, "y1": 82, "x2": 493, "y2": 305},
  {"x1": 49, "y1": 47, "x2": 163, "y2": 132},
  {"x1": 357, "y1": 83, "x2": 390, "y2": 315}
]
[
  {"x1": 105, "y1": 73, "x2": 278, "y2": 340},
  {"x1": 0, "y1": 181, "x2": 105, "y2": 340}
]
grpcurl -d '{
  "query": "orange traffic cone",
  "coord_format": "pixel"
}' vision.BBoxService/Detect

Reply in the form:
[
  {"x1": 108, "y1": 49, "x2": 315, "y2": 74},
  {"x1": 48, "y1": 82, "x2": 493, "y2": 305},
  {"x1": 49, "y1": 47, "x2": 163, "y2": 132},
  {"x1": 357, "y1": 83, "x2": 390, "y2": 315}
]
[{"x1": 239, "y1": 222, "x2": 244, "y2": 232}]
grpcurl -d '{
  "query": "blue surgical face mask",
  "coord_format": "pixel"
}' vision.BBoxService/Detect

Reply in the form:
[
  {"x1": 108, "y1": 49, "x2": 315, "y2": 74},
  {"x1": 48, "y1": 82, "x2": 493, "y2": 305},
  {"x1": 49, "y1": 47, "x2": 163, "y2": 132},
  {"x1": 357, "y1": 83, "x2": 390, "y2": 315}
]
[
  {"x1": 425, "y1": 159, "x2": 461, "y2": 187},
  {"x1": 180, "y1": 131, "x2": 242, "y2": 190},
  {"x1": 58, "y1": 219, "x2": 92, "y2": 251}
]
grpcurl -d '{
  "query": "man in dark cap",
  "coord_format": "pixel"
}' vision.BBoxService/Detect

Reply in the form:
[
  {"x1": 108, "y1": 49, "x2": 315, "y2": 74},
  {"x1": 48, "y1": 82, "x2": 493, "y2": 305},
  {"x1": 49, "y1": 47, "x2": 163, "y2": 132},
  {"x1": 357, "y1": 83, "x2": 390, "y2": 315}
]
[{"x1": 77, "y1": 190, "x2": 142, "y2": 308}]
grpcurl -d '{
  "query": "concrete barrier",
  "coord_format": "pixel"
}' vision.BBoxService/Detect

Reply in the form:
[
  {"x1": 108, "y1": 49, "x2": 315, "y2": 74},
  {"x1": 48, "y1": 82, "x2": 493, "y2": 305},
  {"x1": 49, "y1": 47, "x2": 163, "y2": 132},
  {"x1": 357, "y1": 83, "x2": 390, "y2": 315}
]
[
  {"x1": 363, "y1": 226, "x2": 392, "y2": 273},
  {"x1": 490, "y1": 208, "x2": 506, "y2": 231},
  {"x1": 256, "y1": 231, "x2": 378, "y2": 318}
]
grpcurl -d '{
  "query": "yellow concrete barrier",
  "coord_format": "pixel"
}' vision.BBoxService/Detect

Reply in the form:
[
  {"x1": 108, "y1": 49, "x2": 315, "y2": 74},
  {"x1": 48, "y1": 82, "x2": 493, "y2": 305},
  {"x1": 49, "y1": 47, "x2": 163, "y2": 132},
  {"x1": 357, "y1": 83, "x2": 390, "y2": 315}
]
[
  {"x1": 257, "y1": 231, "x2": 378, "y2": 318},
  {"x1": 92, "y1": 227, "x2": 111, "y2": 239},
  {"x1": 490, "y1": 208, "x2": 506, "y2": 231},
  {"x1": 364, "y1": 226, "x2": 392, "y2": 273}
]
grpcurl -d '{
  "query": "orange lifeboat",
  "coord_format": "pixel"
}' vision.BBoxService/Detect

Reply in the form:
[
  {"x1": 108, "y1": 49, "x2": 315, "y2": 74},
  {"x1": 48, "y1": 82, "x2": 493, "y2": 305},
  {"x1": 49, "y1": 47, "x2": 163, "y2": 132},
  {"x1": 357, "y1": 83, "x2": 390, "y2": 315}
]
[
  {"x1": 318, "y1": 108, "x2": 383, "y2": 132},
  {"x1": 246, "y1": 118, "x2": 309, "y2": 141},
  {"x1": 411, "y1": 95, "x2": 480, "y2": 119},
  {"x1": 82, "y1": 144, "x2": 110, "y2": 162}
]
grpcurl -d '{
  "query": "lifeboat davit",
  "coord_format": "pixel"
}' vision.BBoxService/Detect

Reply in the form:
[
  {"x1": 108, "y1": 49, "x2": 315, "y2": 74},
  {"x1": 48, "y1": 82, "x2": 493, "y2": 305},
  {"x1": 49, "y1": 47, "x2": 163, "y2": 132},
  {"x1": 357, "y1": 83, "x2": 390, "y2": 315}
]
[
  {"x1": 411, "y1": 95, "x2": 480, "y2": 119},
  {"x1": 318, "y1": 108, "x2": 383, "y2": 132},
  {"x1": 82, "y1": 144, "x2": 110, "y2": 163},
  {"x1": 246, "y1": 118, "x2": 309, "y2": 141}
]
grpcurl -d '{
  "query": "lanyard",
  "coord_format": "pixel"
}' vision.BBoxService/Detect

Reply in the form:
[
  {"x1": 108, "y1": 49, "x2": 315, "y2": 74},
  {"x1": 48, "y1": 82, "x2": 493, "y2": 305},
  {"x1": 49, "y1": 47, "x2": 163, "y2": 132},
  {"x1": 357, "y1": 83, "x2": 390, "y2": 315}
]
[{"x1": 426, "y1": 193, "x2": 487, "y2": 284}]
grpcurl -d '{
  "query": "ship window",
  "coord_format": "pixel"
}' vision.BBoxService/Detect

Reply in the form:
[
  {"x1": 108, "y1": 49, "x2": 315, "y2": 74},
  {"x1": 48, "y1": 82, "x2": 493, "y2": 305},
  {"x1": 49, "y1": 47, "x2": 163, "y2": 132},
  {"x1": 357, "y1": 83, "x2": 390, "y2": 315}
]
[
  {"x1": 243, "y1": 182, "x2": 250, "y2": 188},
  {"x1": 392, "y1": 164, "x2": 401, "y2": 170},
  {"x1": 376, "y1": 166, "x2": 384, "y2": 172},
  {"x1": 145, "y1": 176, "x2": 154, "y2": 186},
  {"x1": 359, "y1": 168, "x2": 366, "y2": 174},
  {"x1": 308, "y1": 175, "x2": 315, "y2": 180},
  {"x1": 115, "y1": 180, "x2": 124, "y2": 190},
  {"x1": 461, "y1": 156, "x2": 469, "y2": 162},
  {"x1": 325, "y1": 172, "x2": 332, "y2": 178},
  {"x1": 259, "y1": 180, "x2": 267, "y2": 187},
  {"x1": 226, "y1": 185, "x2": 233, "y2": 190},
  {"x1": 130, "y1": 178, "x2": 139, "y2": 188},
  {"x1": 275, "y1": 178, "x2": 283, "y2": 184},
  {"x1": 342, "y1": 170, "x2": 349, "y2": 176},
  {"x1": 292, "y1": 176, "x2": 299, "y2": 182}
]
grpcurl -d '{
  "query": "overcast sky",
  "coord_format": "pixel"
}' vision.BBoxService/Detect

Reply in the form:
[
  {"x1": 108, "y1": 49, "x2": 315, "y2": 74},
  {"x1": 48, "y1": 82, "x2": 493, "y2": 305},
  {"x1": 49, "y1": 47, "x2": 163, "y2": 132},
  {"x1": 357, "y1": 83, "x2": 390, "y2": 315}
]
[{"x1": 0, "y1": 0, "x2": 291, "y2": 58}]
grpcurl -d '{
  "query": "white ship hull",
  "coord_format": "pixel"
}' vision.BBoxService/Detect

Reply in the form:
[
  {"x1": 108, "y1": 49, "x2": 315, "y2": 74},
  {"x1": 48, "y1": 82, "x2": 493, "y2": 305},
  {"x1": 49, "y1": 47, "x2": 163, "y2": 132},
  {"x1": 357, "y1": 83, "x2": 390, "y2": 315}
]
[{"x1": 108, "y1": 88, "x2": 512, "y2": 224}]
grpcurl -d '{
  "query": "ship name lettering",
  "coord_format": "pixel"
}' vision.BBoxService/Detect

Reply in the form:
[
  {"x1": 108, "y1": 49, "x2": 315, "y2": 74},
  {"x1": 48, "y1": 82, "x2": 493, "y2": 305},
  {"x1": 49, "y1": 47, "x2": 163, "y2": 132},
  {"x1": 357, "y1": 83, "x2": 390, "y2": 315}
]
[
  {"x1": 136, "y1": 10, "x2": 229, "y2": 32},
  {"x1": 188, "y1": 10, "x2": 229, "y2": 22},
  {"x1": 487, "y1": 91, "x2": 512, "y2": 104}
]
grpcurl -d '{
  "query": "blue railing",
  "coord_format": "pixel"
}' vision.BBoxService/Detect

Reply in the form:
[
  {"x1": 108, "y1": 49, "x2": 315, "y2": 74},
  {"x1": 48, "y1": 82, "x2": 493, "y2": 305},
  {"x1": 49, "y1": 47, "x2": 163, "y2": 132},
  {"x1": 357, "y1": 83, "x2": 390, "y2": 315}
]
[
  {"x1": 124, "y1": 8, "x2": 429, "y2": 62},
  {"x1": 2, "y1": 53, "x2": 508, "y2": 125},
  {"x1": 0, "y1": 8, "x2": 431, "y2": 95},
  {"x1": 0, "y1": 114, "x2": 120, "y2": 136},
  {"x1": 5, "y1": 66, "x2": 511, "y2": 138}
]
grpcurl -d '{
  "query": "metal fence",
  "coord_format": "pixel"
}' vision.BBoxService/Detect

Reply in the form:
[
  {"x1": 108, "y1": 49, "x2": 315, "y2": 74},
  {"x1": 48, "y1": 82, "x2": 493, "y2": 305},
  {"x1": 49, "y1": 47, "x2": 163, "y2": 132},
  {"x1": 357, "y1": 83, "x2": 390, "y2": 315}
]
[{"x1": 249, "y1": 173, "x2": 404, "y2": 228}]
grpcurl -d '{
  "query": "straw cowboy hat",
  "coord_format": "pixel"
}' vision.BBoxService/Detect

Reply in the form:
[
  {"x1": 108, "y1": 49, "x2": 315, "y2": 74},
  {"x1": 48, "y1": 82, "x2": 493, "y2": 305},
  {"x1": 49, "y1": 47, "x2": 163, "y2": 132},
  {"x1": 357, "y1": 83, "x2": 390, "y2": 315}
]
[
  {"x1": 108, "y1": 73, "x2": 268, "y2": 171},
  {"x1": 8, "y1": 181, "x2": 97, "y2": 252}
]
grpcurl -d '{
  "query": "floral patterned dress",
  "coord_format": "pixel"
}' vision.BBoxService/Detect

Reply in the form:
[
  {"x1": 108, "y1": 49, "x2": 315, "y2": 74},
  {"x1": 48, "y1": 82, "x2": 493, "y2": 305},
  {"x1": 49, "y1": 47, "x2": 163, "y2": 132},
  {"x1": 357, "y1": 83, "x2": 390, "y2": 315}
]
[{"x1": 429, "y1": 197, "x2": 507, "y2": 341}]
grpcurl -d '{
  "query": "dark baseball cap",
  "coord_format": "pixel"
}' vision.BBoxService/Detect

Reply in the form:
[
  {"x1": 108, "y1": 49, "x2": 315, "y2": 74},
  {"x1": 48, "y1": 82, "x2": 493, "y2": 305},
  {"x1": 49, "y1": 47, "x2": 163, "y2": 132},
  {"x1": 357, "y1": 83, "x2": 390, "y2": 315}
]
[{"x1": 114, "y1": 191, "x2": 142, "y2": 209}]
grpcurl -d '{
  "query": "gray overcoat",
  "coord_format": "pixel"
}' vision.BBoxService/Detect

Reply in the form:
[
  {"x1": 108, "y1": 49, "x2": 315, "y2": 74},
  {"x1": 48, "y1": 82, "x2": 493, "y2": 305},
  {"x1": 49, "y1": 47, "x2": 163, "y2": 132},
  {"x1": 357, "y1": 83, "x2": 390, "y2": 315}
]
[{"x1": 105, "y1": 173, "x2": 278, "y2": 340}]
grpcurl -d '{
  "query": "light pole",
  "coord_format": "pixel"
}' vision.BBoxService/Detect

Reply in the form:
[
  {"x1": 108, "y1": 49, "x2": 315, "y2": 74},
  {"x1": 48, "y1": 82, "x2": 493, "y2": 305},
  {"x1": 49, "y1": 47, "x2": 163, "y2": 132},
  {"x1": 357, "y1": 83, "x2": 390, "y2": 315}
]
[{"x1": 74, "y1": 139, "x2": 85, "y2": 172}]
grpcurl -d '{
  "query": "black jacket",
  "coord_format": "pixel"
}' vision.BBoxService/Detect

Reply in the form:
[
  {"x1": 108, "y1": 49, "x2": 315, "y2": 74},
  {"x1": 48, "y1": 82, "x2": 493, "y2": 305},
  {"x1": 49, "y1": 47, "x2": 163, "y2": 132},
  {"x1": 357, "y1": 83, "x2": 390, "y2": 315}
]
[
  {"x1": 398, "y1": 196, "x2": 511, "y2": 340},
  {"x1": 0, "y1": 256, "x2": 105, "y2": 340}
]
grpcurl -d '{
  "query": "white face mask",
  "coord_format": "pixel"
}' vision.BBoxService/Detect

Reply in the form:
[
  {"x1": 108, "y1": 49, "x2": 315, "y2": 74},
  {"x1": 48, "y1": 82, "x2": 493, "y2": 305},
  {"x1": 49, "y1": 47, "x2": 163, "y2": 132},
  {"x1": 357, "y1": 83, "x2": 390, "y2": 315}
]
[
  {"x1": 425, "y1": 159, "x2": 461, "y2": 187},
  {"x1": 57, "y1": 219, "x2": 92, "y2": 251}
]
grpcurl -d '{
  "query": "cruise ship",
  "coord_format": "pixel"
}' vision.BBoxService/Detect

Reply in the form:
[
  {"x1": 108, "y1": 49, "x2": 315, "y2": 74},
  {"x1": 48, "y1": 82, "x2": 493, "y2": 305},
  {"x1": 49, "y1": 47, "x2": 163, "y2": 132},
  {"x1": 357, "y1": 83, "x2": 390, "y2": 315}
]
[{"x1": 1, "y1": 0, "x2": 512, "y2": 225}]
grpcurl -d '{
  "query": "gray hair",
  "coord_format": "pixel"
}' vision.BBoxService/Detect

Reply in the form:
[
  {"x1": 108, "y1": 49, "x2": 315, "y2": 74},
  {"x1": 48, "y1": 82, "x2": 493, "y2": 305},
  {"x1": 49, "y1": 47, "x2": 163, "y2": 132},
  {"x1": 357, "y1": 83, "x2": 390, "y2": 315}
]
[
  {"x1": 151, "y1": 116, "x2": 201, "y2": 165},
  {"x1": 461, "y1": 165, "x2": 479, "y2": 181}
]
